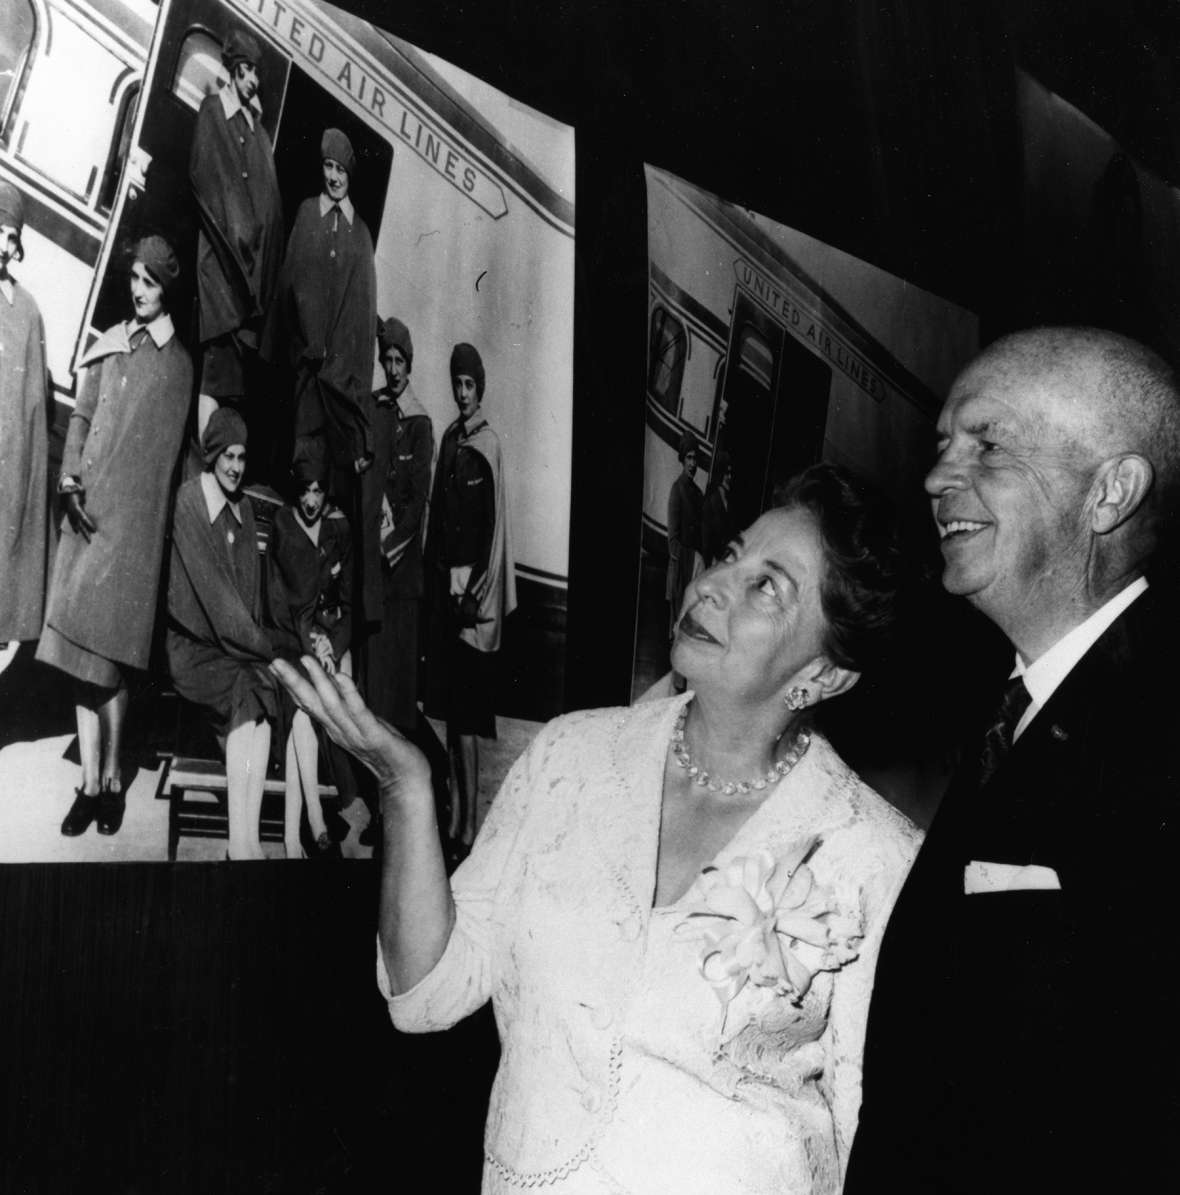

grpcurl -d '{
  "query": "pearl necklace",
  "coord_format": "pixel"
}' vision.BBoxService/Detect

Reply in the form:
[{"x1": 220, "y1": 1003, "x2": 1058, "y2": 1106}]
[{"x1": 671, "y1": 704, "x2": 810, "y2": 795}]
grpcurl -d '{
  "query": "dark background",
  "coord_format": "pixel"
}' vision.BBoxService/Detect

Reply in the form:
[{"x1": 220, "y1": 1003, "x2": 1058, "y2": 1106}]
[{"x1": 5, "y1": 0, "x2": 1180, "y2": 1190}]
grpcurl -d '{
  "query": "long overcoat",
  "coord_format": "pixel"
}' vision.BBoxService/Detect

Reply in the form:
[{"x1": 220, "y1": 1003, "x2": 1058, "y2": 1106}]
[
  {"x1": 262, "y1": 196, "x2": 377, "y2": 468},
  {"x1": 0, "y1": 281, "x2": 50, "y2": 641},
  {"x1": 41, "y1": 320, "x2": 191, "y2": 669},
  {"x1": 189, "y1": 90, "x2": 284, "y2": 343}
]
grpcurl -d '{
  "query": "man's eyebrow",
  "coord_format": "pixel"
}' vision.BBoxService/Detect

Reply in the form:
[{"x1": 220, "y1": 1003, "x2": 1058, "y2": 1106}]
[{"x1": 961, "y1": 417, "x2": 1018, "y2": 439}]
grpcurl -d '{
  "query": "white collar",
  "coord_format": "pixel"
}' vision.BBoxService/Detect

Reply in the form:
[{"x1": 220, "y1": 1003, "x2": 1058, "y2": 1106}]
[
  {"x1": 1011, "y1": 576, "x2": 1147, "y2": 738},
  {"x1": 127, "y1": 312, "x2": 176, "y2": 349},
  {"x1": 318, "y1": 192, "x2": 355, "y2": 225},
  {"x1": 200, "y1": 469, "x2": 243, "y2": 525},
  {"x1": 218, "y1": 82, "x2": 261, "y2": 130},
  {"x1": 0, "y1": 275, "x2": 13, "y2": 305}
]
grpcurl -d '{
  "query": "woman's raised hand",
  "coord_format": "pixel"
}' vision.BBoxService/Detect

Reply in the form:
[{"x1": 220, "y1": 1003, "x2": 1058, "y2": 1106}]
[{"x1": 270, "y1": 656, "x2": 430, "y2": 792}]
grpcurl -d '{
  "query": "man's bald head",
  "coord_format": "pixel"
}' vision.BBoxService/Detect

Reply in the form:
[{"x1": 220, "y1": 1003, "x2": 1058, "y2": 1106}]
[{"x1": 967, "y1": 327, "x2": 1180, "y2": 508}]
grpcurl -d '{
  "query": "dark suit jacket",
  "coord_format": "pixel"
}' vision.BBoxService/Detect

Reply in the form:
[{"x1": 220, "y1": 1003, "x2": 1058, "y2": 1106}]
[{"x1": 846, "y1": 585, "x2": 1179, "y2": 1194}]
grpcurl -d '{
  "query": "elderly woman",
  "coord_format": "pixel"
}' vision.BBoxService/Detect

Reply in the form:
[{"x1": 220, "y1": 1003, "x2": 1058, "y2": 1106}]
[
  {"x1": 167, "y1": 408, "x2": 279, "y2": 860},
  {"x1": 38, "y1": 235, "x2": 191, "y2": 837},
  {"x1": 274, "y1": 462, "x2": 921, "y2": 1193}
]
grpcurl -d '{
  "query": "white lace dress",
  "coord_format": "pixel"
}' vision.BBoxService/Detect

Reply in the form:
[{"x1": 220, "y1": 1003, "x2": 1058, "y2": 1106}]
[{"x1": 379, "y1": 693, "x2": 921, "y2": 1193}]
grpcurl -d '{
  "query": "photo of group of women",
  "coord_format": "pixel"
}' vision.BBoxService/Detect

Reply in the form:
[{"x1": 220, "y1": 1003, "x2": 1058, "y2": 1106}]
[{"x1": 0, "y1": 0, "x2": 575, "y2": 863}]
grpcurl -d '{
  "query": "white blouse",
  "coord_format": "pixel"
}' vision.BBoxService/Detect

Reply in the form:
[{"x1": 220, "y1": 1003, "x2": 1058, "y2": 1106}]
[{"x1": 379, "y1": 694, "x2": 921, "y2": 1193}]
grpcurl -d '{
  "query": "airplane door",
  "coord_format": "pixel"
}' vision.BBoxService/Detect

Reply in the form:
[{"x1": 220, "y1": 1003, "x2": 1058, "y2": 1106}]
[
  {"x1": 76, "y1": 0, "x2": 393, "y2": 366},
  {"x1": 79, "y1": 0, "x2": 292, "y2": 351},
  {"x1": 713, "y1": 291, "x2": 832, "y2": 530}
]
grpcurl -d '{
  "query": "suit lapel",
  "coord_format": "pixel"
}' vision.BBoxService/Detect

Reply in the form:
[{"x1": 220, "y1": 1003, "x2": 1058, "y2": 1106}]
[{"x1": 959, "y1": 590, "x2": 1150, "y2": 869}]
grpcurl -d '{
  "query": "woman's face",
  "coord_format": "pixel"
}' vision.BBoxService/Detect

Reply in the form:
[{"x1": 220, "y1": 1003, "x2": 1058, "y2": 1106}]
[
  {"x1": 214, "y1": 444, "x2": 246, "y2": 496},
  {"x1": 298, "y1": 480, "x2": 326, "y2": 523},
  {"x1": 671, "y1": 506, "x2": 831, "y2": 707},
  {"x1": 0, "y1": 224, "x2": 20, "y2": 274},
  {"x1": 322, "y1": 158, "x2": 349, "y2": 202},
  {"x1": 129, "y1": 261, "x2": 165, "y2": 324}
]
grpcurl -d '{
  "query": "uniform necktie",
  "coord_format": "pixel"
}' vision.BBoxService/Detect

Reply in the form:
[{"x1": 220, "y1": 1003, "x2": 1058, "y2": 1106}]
[{"x1": 977, "y1": 675, "x2": 1032, "y2": 787}]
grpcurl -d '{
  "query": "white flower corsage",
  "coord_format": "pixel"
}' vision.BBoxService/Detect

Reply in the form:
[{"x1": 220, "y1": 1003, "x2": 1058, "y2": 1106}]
[{"x1": 675, "y1": 837, "x2": 862, "y2": 1009}]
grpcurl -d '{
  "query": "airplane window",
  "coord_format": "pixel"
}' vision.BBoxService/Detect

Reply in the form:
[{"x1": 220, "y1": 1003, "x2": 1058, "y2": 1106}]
[
  {"x1": 97, "y1": 83, "x2": 140, "y2": 214},
  {"x1": 172, "y1": 29, "x2": 225, "y2": 113},
  {"x1": 735, "y1": 326, "x2": 773, "y2": 390},
  {"x1": 0, "y1": 0, "x2": 36, "y2": 144},
  {"x1": 649, "y1": 305, "x2": 686, "y2": 413}
]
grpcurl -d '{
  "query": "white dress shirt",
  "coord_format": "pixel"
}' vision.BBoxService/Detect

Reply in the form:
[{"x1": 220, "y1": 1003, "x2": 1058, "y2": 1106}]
[{"x1": 1012, "y1": 576, "x2": 1147, "y2": 740}]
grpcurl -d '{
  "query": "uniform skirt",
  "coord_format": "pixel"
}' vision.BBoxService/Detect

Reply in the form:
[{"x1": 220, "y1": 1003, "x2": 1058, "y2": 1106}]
[{"x1": 166, "y1": 628, "x2": 280, "y2": 747}]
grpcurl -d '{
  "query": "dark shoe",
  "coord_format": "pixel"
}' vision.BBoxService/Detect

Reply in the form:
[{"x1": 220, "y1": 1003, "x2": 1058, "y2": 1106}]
[
  {"x1": 96, "y1": 783, "x2": 126, "y2": 836},
  {"x1": 61, "y1": 789, "x2": 99, "y2": 837},
  {"x1": 324, "y1": 806, "x2": 350, "y2": 844},
  {"x1": 309, "y1": 831, "x2": 341, "y2": 859}
]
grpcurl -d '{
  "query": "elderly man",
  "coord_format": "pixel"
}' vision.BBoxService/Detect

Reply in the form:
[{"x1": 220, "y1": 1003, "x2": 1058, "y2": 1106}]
[
  {"x1": 189, "y1": 28, "x2": 283, "y2": 443},
  {"x1": 846, "y1": 327, "x2": 1180, "y2": 1194}
]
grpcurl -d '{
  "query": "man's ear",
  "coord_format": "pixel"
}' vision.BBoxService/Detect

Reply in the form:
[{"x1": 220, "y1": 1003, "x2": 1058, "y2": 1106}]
[
  {"x1": 805, "y1": 657, "x2": 860, "y2": 704},
  {"x1": 1091, "y1": 454, "x2": 1153, "y2": 534}
]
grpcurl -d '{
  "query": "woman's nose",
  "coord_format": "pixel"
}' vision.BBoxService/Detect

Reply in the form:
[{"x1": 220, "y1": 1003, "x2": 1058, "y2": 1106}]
[{"x1": 694, "y1": 561, "x2": 732, "y2": 605}]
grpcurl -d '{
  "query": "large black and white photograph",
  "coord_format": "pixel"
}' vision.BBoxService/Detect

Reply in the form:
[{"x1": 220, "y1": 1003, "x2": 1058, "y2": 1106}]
[
  {"x1": 0, "y1": 0, "x2": 574, "y2": 863},
  {"x1": 632, "y1": 165, "x2": 978, "y2": 704},
  {"x1": 4, "y1": 2, "x2": 1180, "y2": 1193}
]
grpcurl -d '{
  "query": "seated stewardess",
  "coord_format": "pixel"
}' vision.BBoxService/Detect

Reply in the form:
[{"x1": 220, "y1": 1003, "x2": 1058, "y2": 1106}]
[
  {"x1": 167, "y1": 409, "x2": 280, "y2": 860},
  {"x1": 272, "y1": 462, "x2": 922, "y2": 1194}
]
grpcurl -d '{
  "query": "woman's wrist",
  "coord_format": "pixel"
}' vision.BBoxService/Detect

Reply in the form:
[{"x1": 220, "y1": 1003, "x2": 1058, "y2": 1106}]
[{"x1": 378, "y1": 767, "x2": 434, "y2": 817}]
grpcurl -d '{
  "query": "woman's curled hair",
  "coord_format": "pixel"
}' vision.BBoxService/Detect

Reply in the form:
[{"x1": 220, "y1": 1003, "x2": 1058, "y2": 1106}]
[{"x1": 772, "y1": 462, "x2": 905, "y2": 675}]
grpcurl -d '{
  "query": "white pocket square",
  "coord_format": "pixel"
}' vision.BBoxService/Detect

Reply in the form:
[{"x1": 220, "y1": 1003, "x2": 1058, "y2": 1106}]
[{"x1": 963, "y1": 861, "x2": 1061, "y2": 894}]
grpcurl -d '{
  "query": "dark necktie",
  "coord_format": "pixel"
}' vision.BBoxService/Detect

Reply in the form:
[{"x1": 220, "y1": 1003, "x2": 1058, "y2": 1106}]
[{"x1": 977, "y1": 674, "x2": 1033, "y2": 787}]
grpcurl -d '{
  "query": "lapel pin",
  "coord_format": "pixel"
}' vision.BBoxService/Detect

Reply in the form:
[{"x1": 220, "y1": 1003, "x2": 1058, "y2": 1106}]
[{"x1": 1050, "y1": 724, "x2": 1068, "y2": 742}]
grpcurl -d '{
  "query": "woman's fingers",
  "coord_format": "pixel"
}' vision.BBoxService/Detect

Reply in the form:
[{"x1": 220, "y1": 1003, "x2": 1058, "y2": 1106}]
[
  {"x1": 270, "y1": 657, "x2": 327, "y2": 719},
  {"x1": 271, "y1": 657, "x2": 356, "y2": 745}
]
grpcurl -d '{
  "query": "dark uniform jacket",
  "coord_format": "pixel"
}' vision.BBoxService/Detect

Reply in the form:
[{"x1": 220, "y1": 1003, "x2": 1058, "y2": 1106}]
[
  {"x1": 428, "y1": 416, "x2": 494, "y2": 588},
  {"x1": 364, "y1": 383, "x2": 433, "y2": 601},
  {"x1": 189, "y1": 86, "x2": 284, "y2": 343},
  {"x1": 846, "y1": 585, "x2": 1180, "y2": 1195},
  {"x1": 262, "y1": 195, "x2": 377, "y2": 469},
  {"x1": 268, "y1": 504, "x2": 353, "y2": 662}
]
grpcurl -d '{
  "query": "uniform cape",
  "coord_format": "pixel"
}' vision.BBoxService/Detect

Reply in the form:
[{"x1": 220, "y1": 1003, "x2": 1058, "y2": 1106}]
[
  {"x1": 189, "y1": 90, "x2": 284, "y2": 342},
  {"x1": 0, "y1": 281, "x2": 50, "y2": 641},
  {"x1": 167, "y1": 477, "x2": 272, "y2": 663},
  {"x1": 42, "y1": 320, "x2": 190, "y2": 669},
  {"x1": 454, "y1": 418, "x2": 516, "y2": 652},
  {"x1": 262, "y1": 196, "x2": 377, "y2": 463}
]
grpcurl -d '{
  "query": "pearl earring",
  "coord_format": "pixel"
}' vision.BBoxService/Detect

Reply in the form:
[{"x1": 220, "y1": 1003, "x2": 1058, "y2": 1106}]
[{"x1": 785, "y1": 687, "x2": 809, "y2": 711}]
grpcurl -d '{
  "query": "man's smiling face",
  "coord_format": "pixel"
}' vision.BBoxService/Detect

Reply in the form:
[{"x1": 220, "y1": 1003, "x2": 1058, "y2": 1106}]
[{"x1": 925, "y1": 355, "x2": 1097, "y2": 634}]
